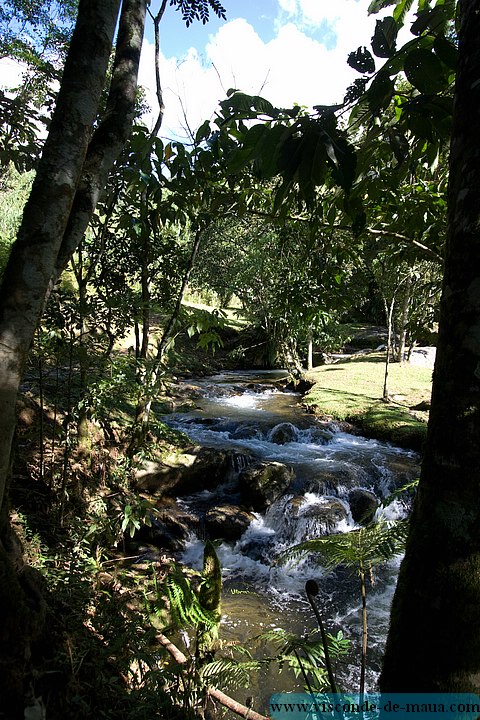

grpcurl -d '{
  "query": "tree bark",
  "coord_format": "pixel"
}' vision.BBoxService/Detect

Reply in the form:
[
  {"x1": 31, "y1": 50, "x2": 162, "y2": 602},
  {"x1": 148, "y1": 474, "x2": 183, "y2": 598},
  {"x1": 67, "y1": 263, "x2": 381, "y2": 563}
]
[
  {"x1": 396, "y1": 272, "x2": 412, "y2": 363},
  {"x1": 0, "y1": 0, "x2": 147, "y2": 711},
  {"x1": 0, "y1": 0, "x2": 121, "y2": 513},
  {"x1": 381, "y1": 0, "x2": 480, "y2": 691},
  {"x1": 52, "y1": 0, "x2": 147, "y2": 282}
]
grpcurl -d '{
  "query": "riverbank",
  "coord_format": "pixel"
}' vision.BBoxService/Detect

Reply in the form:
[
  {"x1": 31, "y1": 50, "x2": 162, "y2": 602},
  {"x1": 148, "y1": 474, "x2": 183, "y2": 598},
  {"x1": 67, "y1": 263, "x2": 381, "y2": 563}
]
[{"x1": 303, "y1": 353, "x2": 432, "y2": 451}]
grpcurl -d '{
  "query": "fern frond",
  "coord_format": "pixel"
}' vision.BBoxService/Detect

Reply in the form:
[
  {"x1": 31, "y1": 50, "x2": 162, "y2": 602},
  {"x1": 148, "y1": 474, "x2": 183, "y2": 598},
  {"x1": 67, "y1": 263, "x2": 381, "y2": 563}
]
[
  {"x1": 381, "y1": 478, "x2": 419, "y2": 507},
  {"x1": 158, "y1": 563, "x2": 219, "y2": 631},
  {"x1": 199, "y1": 658, "x2": 264, "y2": 690},
  {"x1": 277, "y1": 519, "x2": 407, "y2": 574}
]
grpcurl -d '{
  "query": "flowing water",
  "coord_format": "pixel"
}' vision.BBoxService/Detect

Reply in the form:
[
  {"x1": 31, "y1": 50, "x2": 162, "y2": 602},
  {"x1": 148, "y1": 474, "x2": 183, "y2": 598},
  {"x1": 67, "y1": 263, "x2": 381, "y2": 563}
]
[{"x1": 164, "y1": 370, "x2": 419, "y2": 710}]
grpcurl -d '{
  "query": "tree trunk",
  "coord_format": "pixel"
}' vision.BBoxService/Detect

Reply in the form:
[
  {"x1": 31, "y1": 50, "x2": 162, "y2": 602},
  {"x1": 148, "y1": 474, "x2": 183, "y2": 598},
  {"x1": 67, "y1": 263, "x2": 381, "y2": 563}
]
[
  {"x1": 52, "y1": 0, "x2": 147, "y2": 284},
  {"x1": 307, "y1": 329, "x2": 313, "y2": 371},
  {"x1": 381, "y1": 0, "x2": 480, "y2": 691},
  {"x1": 382, "y1": 296, "x2": 395, "y2": 401},
  {"x1": 128, "y1": 226, "x2": 204, "y2": 454},
  {"x1": 0, "y1": 0, "x2": 121, "y2": 514},
  {"x1": 0, "y1": 0, "x2": 147, "y2": 711},
  {"x1": 396, "y1": 272, "x2": 412, "y2": 363}
]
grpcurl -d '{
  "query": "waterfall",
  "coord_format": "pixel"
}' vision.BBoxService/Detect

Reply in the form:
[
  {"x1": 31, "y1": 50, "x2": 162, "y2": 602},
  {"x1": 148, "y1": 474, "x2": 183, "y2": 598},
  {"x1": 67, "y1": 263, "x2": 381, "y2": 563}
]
[{"x1": 164, "y1": 371, "x2": 419, "y2": 695}]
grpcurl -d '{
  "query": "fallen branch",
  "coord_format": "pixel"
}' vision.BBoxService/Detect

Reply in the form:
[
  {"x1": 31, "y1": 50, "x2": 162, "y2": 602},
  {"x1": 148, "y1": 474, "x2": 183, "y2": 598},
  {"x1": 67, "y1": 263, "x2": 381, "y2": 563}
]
[{"x1": 156, "y1": 632, "x2": 270, "y2": 720}]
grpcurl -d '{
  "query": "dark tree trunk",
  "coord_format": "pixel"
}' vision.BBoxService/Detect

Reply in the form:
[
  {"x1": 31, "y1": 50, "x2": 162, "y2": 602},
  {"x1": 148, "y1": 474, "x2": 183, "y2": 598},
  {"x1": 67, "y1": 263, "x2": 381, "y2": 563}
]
[
  {"x1": 381, "y1": 0, "x2": 480, "y2": 691},
  {"x1": 0, "y1": 0, "x2": 147, "y2": 712}
]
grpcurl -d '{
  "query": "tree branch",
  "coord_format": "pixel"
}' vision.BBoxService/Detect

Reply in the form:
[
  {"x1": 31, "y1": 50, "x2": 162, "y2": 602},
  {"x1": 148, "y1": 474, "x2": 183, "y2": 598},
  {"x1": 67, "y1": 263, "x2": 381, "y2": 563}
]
[
  {"x1": 149, "y1": 0, "x2": 168, "y2": 137},
  {"x1": 155, "y1": 632, "x2": 270, "y2": 720}
]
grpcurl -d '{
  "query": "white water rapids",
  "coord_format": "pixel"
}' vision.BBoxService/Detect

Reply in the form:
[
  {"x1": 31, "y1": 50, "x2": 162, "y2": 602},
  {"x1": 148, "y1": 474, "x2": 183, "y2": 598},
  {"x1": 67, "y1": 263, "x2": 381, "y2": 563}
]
[{"x1": 163, "y1": 371, "x2": 419, "y2": 707}]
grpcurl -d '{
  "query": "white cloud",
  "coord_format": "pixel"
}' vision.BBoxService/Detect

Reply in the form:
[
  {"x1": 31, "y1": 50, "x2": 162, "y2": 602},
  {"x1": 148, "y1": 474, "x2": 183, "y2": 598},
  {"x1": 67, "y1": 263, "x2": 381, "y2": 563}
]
[
  {"x1": 0, "y1": 1, "x2": 415, "y2": 145},
  {"x1": 138, "y1": 2, "x2": 384, "y2": 142},
  {"x1": 0, "y1": 59, "x2": 26, "y2": 90}
]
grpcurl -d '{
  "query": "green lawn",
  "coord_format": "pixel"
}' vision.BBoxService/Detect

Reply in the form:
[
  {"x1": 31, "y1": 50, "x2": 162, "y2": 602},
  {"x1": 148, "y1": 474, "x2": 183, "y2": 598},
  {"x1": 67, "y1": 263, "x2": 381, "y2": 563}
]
[{"x1": 304, "y1": 353, "x2": 432, "y2": 450}]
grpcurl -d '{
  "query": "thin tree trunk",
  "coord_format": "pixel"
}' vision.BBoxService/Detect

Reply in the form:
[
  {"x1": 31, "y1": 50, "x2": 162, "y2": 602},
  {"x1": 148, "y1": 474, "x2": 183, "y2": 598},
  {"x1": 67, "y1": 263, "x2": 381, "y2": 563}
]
[
  {"x1": 307, "y1": 328, "x2": 313, "y2": 371},
  {"x1": 52, "y1": 0, "x2": 147, "y2": 284},
  {"x1": 149, "y1": 0, "x2": 168, "y2": 137},
  {"x1": 381, "y1": 0, "x2": 480, "y2": 691},
  {"x1": 382, "y1": 296, "x2": 395, "y2": 401},
  {"x1": 397, "y1": 273, "x2": 412, "y2": 363},
  {"x1": 359, "y1": 564, "x2": 367, "y2": 697},
  {"x1": 128, "y1": 226, "x2": 204, "y2": 454}
]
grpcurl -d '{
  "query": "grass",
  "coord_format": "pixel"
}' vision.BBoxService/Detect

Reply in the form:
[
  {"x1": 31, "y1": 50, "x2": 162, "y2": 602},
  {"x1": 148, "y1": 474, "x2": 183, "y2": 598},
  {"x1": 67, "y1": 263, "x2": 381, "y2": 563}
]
[{"x1": 304, "y1": 353, "x2": 433, "y2": 450}]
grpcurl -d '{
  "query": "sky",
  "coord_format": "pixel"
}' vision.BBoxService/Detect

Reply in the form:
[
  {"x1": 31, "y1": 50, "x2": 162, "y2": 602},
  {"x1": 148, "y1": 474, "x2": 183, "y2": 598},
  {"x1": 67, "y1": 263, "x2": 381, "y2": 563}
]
[
  {"x1": 139, "y1": 0, "x2": 401, "y2": 142},
  {"x1": 0, "y1": 0, "x2": 409, "y2": 143}
]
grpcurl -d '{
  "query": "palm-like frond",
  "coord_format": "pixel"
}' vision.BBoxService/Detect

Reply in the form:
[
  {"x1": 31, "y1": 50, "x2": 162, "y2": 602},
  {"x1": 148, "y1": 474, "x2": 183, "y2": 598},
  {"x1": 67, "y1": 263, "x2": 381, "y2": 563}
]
[
  {"x1": 381, "y1": 478, "x2": 419, "y2": 507},
  {"x1": 199, "y1": 658, "x2": 265, "y2": 690},
  {"x1": 278, "y1": 519, "x2": 408, "y2": 574}
]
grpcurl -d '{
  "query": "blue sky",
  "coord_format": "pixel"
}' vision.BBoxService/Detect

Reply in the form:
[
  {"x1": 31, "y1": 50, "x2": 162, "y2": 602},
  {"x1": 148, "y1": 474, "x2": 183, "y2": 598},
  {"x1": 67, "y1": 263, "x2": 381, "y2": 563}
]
[
  {"x1": 0, "y1": 0, "x2": 411, "y2": 142},
  {"x1": 138, "y1": 0, "x2": 400, "y2": 140},
  {"x1": 152, "y1": 0, "x2": 282, "y2": 56}
]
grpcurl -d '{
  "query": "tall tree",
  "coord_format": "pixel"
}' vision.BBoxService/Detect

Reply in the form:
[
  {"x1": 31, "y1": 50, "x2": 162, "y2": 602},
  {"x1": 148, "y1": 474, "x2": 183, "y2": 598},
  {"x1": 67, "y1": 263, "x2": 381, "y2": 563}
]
[
  {"x1": 381, "y1": 0, "x2": 480, "y2": 691},
  {"x1": 0, "y1": 0, "x2": 146, "y2": 712}
]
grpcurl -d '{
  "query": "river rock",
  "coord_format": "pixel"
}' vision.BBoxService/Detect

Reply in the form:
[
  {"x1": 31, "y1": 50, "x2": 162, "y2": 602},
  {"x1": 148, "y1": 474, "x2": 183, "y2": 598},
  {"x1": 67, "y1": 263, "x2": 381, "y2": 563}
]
[
  {"x1": 135, "y1": 447, "x2": 244, "y2": 496},
  {"x1": 205, "y1": 504, "x2": 256, "y2": 542},
  {"x1": 135, "y1": 503, "x2": 198, "y2": 551},
  {"x1": 286, "y1": 495, "x2": 348, "y2": 535},
  {"x1": 268, "y1": 422, "x2": 299, "y2": 444},
  {"x1": 231, "y1": 423, "x2": 260, "y2": 440},
  {"x1": 306, "y1": 462, "x2": 367, "y2": 495},
  {"x1": 238, "y1": 461, "x2": 294, "y2": 511},
  {"x1": 309, "y1": 427, "x2": 334, "y2": 445},
  {"x1": 283, "y1": 377, "x2": 315, "y2": 393},
  {"x1": 302, "y1": 499, "x2": 348, "y2": 534},
  {"x1": 348, "y1": 488, "x2": 379, "y2": 525}
]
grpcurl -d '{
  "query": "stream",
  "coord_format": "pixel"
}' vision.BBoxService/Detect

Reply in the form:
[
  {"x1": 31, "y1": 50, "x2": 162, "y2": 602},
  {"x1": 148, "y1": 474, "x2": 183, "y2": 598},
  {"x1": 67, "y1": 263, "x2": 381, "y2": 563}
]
[{"x1": 163, "y1": 370, "x2": 419, "y2": 710}]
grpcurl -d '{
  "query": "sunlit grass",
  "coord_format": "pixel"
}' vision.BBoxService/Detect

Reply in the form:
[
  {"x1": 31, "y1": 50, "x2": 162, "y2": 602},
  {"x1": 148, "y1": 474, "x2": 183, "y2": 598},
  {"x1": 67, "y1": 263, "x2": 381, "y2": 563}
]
[{"x1": 304, "y1": 353, "x2": 432, "y2": 449}]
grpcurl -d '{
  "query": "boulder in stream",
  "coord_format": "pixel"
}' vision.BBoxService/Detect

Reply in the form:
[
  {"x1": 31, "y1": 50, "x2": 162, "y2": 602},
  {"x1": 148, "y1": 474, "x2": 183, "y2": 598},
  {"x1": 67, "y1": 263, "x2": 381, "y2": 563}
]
[
  {"x1": 286, "y1": 495, "x2": 348, "y2": 536},
  {"x1": 268, "y1": 422, "x2": 299, "y2": 444},
  {"x1": 348, "y1": 488, "x2": 379, "y2": 525},
  {"x1": 205, "y1": 504, "x2": 256, "y2": 542},
  {"x1": 238, "y1": 461, "x2": 294, "y2": 511},
  {"x1": 136, "y1": 447, "x2": 247, "y2": 496}
]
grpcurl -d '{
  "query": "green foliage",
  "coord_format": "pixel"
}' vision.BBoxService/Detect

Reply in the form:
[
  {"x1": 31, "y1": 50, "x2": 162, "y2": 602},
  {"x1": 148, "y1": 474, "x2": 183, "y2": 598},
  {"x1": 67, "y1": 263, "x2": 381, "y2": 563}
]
[
  {"x1": 199, "y1": 656, "x2": 263, "y2": 690},
  {"x1": 120, "y1": 498, "x2": 154, "y2": 538},
  {"x1": 278, "y1": 520, "x2": 408, "y2": 574},
  {"x1": 170, "y1": 0, "x2": 226, "y2": 27},
  {"x1": 371, "y1": 16, "x2": 398, "y2": 58},
  {"x1": 256, "y1": 627, "x2": 350, "y2": 692},
  {"x1": 0, "y1": 166, "x2": 33, "y2": 274},
  {"x1": 159, "y1": 562, "x2": 220, "y2": 633}
]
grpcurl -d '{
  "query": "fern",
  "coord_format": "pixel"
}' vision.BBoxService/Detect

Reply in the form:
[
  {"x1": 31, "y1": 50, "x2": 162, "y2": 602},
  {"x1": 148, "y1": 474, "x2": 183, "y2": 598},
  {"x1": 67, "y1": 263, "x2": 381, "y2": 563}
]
[
  {"x1": 381, "y1": 477, "x2": 419, "y2": 508},
  {"x1": 254, "y1": 627, "x2": 350, "y2": 692},
  {"x1": 277, "y1": 519, "x2": 408, "y2": 575},
  {"x1": 158, "y1": 563, "x2": 219, "y2": 632},
  {"x1": 199, "y1": 658, "x2": 265, "y2": 690}
]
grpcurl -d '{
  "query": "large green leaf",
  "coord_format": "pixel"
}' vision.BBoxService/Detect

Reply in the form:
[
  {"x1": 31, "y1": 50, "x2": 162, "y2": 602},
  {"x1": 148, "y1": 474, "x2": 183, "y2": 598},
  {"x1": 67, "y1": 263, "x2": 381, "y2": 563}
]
[
  {"x1": 404, "y1": 48, "x2": 447, "y2": 93},
  {"x1": 322, "y1": 134, "x2": 357, "y2": 191},
  {"x1": 393, "y1": 0, "x2": 414, "y2": 24},
  {"x1": 368, "y1": 0, "x2": 396, "y2": 14},
  {"x1": 254, "y1": 123, "x2": 289, "y2": 179},
  {"x1": 433, "y1": 35, "x2": 457, "y2": 70},
  {"x1": 371, "y1": 16, "x2": 398, "y2": 58},
  {"x1": 410, "y1": 2, "x2": 455, "y2": 36}
]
